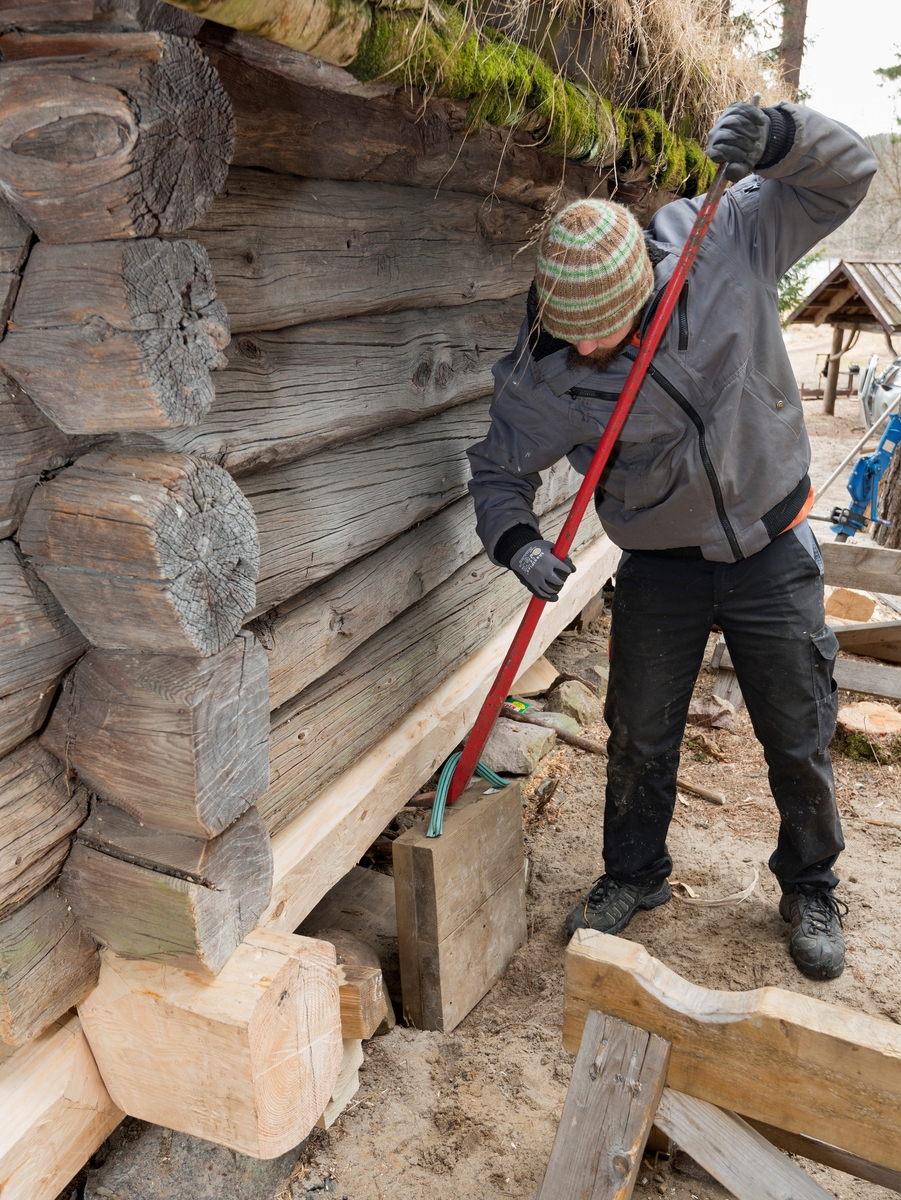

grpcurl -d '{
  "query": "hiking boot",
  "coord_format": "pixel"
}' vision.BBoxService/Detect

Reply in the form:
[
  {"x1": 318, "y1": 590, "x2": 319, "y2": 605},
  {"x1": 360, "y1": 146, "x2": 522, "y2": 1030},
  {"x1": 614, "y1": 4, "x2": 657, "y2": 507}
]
[
  {"x1": 779, "y1": 886, "x2": 848, "y2": 980},
  {"x1": 565, "y1": 874, "x2": 672, "y2": 938}
]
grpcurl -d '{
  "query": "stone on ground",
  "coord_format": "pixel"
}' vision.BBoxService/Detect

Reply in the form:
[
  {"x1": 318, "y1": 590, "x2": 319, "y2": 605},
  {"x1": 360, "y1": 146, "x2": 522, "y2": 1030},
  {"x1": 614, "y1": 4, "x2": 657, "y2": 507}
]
[
  {"x1": 479, "y1": 717, "x2": 555, "y2": 775},
  {"x1": 547, "y1": 679, "x2": 602, "y2": 726},
  {"x1": 568, "y1": 652, "x2": 610, "y2": 697},
  {"x1": 687, "y1": 694, "x2": 736, "y2": 732},
  {"x1": 84, "y1": 1118, "x2": 301, "y2": 1200}
]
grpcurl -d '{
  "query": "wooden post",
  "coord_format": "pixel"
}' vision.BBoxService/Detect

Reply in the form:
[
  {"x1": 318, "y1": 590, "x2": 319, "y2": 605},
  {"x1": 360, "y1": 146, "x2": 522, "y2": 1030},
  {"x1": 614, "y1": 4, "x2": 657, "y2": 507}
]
[
  {"x1": 0, "y1": 32, "x2": 234, "y2": 243},
  {"x1": 822, "y1": 324, "x2": 843, "y2": 415},
  {"x1": 19, "y1": 451, "x2": 259, "y2": 656},
  {"x1": 0, "y1": 239, "x2": 230, "y2": 432},
  {"x1": 78, "y1": 930, "x2": 343, "y2": 1157},
  {"x1": 59, "y1": 802, "x2": 273, "y2": 975},
  {"x1": 392, "y1": 779, "x2": 526, "y2": 1032},
  {"x1": 43, "y1": 634, "x2": 269, "y2": 838}
]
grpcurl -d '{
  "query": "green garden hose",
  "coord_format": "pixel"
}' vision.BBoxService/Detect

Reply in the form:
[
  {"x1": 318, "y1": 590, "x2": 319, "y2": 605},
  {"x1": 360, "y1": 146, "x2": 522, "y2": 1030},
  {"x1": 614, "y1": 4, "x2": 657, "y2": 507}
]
[{"x1": 426, "y1": 752, "x2": 508, "y2": 838}]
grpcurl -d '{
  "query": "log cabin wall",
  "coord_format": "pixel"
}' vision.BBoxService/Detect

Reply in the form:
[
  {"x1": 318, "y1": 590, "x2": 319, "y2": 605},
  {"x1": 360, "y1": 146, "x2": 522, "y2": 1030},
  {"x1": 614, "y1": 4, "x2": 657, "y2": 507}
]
[{"x1": 0, "y1": 1, "x2": 619, "y2": 1188}]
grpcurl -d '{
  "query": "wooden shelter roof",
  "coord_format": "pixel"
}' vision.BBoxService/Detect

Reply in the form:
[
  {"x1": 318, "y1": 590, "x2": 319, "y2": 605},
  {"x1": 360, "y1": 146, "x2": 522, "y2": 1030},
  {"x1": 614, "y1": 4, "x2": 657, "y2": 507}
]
[{"x1": 787, "y1": 259, "x2": 901, "y2": 334}]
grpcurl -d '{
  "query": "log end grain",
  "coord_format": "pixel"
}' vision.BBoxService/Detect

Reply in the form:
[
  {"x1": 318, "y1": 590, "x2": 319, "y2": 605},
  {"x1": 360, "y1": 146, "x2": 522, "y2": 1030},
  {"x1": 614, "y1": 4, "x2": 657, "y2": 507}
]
[{"x1": 834, "y1": 701, "x2": 901, "y2": 763}]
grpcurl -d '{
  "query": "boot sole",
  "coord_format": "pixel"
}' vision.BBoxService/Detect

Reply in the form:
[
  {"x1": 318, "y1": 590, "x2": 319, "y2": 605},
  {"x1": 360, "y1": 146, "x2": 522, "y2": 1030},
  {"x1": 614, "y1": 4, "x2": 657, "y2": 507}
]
[{"x1": 567, "y1": 882, "x2": 672, "y2": 938}]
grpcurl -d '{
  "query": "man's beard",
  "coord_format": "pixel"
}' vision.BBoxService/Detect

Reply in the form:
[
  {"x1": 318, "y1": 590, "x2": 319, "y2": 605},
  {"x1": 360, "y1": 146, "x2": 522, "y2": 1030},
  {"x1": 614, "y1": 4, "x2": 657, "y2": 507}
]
[{"x1": 566, "y1": 319, "x2": 640, "y2": 372}]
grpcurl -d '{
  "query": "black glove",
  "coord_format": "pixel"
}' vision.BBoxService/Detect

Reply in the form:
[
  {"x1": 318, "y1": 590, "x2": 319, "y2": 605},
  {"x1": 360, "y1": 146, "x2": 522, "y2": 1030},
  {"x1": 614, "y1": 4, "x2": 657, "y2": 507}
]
[
  {"x1": 706, "y1": 103, "x2": 770, "y2": 182},
  {"x1": 510, "y1": 538, "x2": 575, "y2": 602}
]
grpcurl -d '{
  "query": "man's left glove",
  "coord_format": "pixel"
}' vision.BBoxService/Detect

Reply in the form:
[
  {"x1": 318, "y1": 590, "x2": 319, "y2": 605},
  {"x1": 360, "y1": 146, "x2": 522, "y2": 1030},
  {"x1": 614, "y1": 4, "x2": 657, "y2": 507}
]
[
  {"x1": 707, "y1": 103, "x2": 770, "y2": 182},
  {"x1": 510, "y1": 538, "x2": 575, "y2": 602}
]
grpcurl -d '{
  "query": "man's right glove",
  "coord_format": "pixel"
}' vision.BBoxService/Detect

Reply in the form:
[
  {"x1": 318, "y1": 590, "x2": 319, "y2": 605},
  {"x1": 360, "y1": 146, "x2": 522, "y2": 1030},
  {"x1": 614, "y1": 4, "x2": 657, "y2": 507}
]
[
  {"x1": 510, "y1": 538, "x2": 575, "y2": 602},
  {"x1": 706, "y1": 102, "x2": 770, "y2": 182}
]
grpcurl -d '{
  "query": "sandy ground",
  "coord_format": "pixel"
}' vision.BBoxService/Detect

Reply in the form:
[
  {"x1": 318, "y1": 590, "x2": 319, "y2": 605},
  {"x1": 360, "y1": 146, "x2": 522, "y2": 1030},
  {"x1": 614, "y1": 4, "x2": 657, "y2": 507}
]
[{"x1": 277, "y1": 350, "x2": 901, "y2": 1200}]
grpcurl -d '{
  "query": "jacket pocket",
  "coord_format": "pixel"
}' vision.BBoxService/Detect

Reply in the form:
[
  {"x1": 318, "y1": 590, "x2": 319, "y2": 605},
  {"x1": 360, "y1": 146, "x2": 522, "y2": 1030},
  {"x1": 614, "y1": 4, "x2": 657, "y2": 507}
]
[
  {"x1": 811, "y1": 627, "x2": 839, "y2": 754},
  {"x1": 569, "y1": 390, "x2": 680, "y2": 444}
]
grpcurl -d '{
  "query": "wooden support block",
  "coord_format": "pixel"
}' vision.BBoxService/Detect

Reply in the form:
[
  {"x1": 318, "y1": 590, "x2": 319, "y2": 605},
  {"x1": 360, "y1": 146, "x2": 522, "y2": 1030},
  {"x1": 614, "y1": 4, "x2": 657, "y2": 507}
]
[
  {"x1": 60, "y1": 802, "x2": 273, "y2": 975},
  {"x1": 0, "y1": 737, "x2": 89, "y2": 919},
  {"x1": 821, "y1": 540, "x2": 901, "y2": 597},
  {"x1": 336, "y1": 966, "x2": 387, "y2": 1041},
  {"x1": 744, "y1": 1116, "x2": 901, "y2": 1195},
  {"x1": 536, "y1": 1011, "x2": 669, "y2": 1200},
  {"x1": 257, "y1": 461, "x2": 581, "y2": 711},
  {"x1": 142, "y1": 297, "x2": 524, "y2": 475},
  {"x1": 316, "y1": 1038, "x2": 364, "y2": 1130},
  {"x1": 0, "y1": 32, "x2": 234, "y2": 242},
  {"x1": 0, "y1": 240, "x2": 229, "y2": 432},
  {"x1": 832, "y1": 619, "x2": 901, "y2": 663},
  {"x1": 43, "y1": 633, "x2": 269, "y2": 838},
  {"x1": 199, "y1": 25, "x2": 607, "y2": 212},
  {"x1": 0, "y1": 1013, "x2": 124, "y2": 1200},
  {"x1": 19, "y1": 451, "x2": 259, "y2": 656},
  {"x1": 259, "y1": 532, "x2": 621, "y2": 935},
  {"x1": 78, "y1": 929, "x2": 343, "y2": 1157},
  {"x1": 0, "y1": 538, "x2": 87, "y2": 757},
  {"x1": 653, "y1": 1089, "x2": 836, "y2": 1200},
  {"x1": 0, "y1": 885, "x2": 99, "y2": 1045},
  {"x1": 563, "y1": 929, "x2": 901, "y2": 1172},
  {"x1": 393, "y1": 780, "x2": 526, "y2": 1032},
  {"x1": 261, "y1": 496, "x2": 598, "y2": 834},
  {"x1": 191, "y1": 167, "x2": 536, "y2": 334}
]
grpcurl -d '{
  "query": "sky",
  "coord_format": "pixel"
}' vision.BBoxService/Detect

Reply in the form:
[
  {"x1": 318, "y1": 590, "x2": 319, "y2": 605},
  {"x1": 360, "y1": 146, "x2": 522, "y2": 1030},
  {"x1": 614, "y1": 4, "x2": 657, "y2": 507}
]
[{"x1": 799, "y1": 0, "x2": 899, "y2": 136}]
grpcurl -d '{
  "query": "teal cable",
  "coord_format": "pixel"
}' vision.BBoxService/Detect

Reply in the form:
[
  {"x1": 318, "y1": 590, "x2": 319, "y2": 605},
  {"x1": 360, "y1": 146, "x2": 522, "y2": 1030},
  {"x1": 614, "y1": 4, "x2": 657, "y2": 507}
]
[{"x1": 426, "y1": 752, "x2": 508, "y2": 837}]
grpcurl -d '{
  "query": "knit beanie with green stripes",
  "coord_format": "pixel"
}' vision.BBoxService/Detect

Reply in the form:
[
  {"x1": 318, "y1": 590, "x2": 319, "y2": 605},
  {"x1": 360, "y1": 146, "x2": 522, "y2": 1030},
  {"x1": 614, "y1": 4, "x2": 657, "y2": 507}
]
[{"x1": 535, "y1": 199, "x2": 654, "y2": 342}]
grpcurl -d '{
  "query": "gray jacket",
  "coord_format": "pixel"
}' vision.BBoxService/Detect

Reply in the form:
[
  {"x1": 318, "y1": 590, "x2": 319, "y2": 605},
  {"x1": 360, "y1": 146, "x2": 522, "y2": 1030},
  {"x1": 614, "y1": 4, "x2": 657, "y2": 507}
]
[{"x1": 467, "y1": 105, "x2": 877, "y2": 563}]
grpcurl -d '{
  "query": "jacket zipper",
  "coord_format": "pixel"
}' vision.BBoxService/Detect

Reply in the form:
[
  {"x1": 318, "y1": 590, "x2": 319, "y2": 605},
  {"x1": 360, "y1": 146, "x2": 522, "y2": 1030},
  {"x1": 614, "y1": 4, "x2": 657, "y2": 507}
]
[
  {"x1": 571, "y1": 388, "x2": 621, "y2": 403},
  {"x1": 623, "y1": 348, "x2": 744, "y2": 560},
  {"x1": 677, "y1": 283, "x2": 689, "y2": 352}
]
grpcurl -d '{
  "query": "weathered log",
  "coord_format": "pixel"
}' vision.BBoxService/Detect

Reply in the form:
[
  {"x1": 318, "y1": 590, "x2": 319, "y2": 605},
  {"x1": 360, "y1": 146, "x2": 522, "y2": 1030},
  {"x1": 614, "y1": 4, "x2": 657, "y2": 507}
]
[
  {"x1": 136, "y1": 297, "x2": 524, "y2": 475},
  {"x1": 0, "y1": 885, "x2": 99, "y2": 1045},
  {"x1": 79, "y1": 930, "x2": 342, "y2": 1156},
  {"x1": 198, "y1": 25, "x2": 608, "y2": 212},
  {"x1": 0, "y1": 539, "x2": 87, "y2": 758},
  {"x1": 43, "y1": 632, "x2": 269, "y2": 838},
  {"x1": 0, "y1": 738, "x2": 89, "y2": 920},
  {"x1": 0, "y1": 373, "x2": 86, "y2": 539},
  {"x1": 0, "y1": 0, "x2": 204, "y2": 33},
  {"x1": 0, "y1": 194, "x2": 30, "y2": 331},
  {"x1": 260, "y1": 500, "x2": 602, "y2": 833},
  {"x1": 0, "y1": 239, "x2": 229, "y2": 432},
  {"x1": 60, "y1": 802, "x2": 273, "y2": 974},
  {"x1": 0, "y1": 31, "x2": 234, "y2": 242},
  {"x1": 19, "y1": 451, "x2": 259, "y2": 656},
  {"x1": 243, "y1": 397, "x2": 489, "y2": 614},
  {"x1": 253, "y1": 461, "x2": 582, "y2": 710},
  {"x1": 192, "y1": 167, "x2": 536, "y2": 333}
]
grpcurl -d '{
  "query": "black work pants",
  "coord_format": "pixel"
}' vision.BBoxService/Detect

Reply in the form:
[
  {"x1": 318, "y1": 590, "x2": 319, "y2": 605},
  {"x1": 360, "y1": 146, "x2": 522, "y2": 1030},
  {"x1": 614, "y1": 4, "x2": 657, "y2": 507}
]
[{"x1": 603, "y1": 527, "x2": 844, "y2": 890}]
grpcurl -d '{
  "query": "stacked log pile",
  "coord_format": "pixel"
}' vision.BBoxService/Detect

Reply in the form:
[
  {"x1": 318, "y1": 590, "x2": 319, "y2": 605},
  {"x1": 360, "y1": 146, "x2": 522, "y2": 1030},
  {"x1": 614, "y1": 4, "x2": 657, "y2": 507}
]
[{"x1": 0, "y1": 9, "x2": 617, "y2": 1193}]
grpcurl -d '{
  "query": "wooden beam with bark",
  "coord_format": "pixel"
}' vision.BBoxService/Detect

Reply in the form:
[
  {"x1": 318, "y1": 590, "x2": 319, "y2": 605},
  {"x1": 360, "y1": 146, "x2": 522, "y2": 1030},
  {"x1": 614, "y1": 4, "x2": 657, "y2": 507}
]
[
  {"x1": 0, "y1": 31, "x2": 234, "y2": 242},
  {"x1": 19, "y1": 451, "x2": 259, "y2": 656},
  {"x1": 42, "y1": 633, "x2": 269, "y2": 838},
  {"x1": 0, "y1": 239, "x2": 230, "y2": 433},
  {"x1": 192, "y1": 167, "x2": 536, "y2": 334}
]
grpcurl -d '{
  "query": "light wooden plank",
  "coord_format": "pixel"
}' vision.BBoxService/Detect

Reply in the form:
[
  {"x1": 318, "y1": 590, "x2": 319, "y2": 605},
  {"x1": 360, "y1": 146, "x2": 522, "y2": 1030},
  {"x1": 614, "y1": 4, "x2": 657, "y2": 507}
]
[
  {"x1": 745, "y1": 1117, "x2": 901, "y2": 1195},
  {"x1": 821, "y1": 541, "x2": 901, "y2": 597},
  {"x1": 259, "y1": 531, "x2": 620, "y2": 935},
  {"x1": 654, "y1": 1089, "x2": 836, "y2": 1200},
  {"x1": 536, "y1": 1011, "x2": 669, "y2": 1200},
  {"x1": 0, "y1": 1014, "x2": 124, "y2": 1200},
  {"x1": 564, "y1": 930, "x2": 901, "y2": 1172},
  {"x1": 832, "y1": 620, "x2": 901, "y2": 663},
  {"x1": 315, "y1": 1039, "x2": 364, "y2": 1130}
]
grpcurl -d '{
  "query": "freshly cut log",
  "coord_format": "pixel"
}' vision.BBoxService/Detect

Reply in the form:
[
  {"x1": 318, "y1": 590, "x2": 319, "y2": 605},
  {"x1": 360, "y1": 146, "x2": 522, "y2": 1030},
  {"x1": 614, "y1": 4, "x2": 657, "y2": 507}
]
[
  {"x1": 0, "y1": 239, "x2": 229, "y2": 432},
  {"x1": 261, "y1": 498, "x2": 602, "y2": 833},
  {"x1": 0, "y1": 194, "x2": 30, "y2": 330},
  {"x1": 19, "y1": 451, "x2": 259, "y2": 656},
  {"x1": 79, "y1": 930, "x2": 342, "y2": 1157},
  {"x1": 244, "y1": 398, "x2": 488, "y2": 614},
  {"x1": 60, "y1": 802, "x2": 273, "y2": 975},
  {"x1": 0, "y1": 539, "x2": 87, "y2": 757},
  {"x1": 564, "y1": 929, "x2": 901, "y2": 1173},
  {"x1": 0, "y1": 32, "x2": 234, "y2": 242},
  {"x1": 821, "y1": 540, "x2": 901, "y2": 597},
  {"x1": 834, "y1": 701, "x2": 901, "y2": 761},
  {"x1": 192, "y1": 167, "x2": 536, "y2": 333},
  {"x1": 0, "y1": 738, "x2": 89, "y2": 920},
  {"x1": 141, "y1": 297, "x2": 524, "y2": 475},
  {"x1": 0, "y1": 885, "x2": 98, "y2": 1045},
  {"x1": 199, "y1": 25, "x2": 607, "y2": 212},
  {"x1": 0, "y1": 1014, "x2": 123, "y2": 1200},
  {"x1": 260, "y1": 531, "x2": 619, "y2": 934},
  {"x1": 255, "y1": 460, "x2": 582, "y2": 709},
  {"x1": 0, "y1": 373, "x2": 84, "y2": 539},
  {"x1": 316, "y1": 1039, "x2": 364, "y2": 1130},
  {"x1": 43, "y1": 633, "x2": 269, "y2": 838}
]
